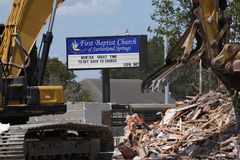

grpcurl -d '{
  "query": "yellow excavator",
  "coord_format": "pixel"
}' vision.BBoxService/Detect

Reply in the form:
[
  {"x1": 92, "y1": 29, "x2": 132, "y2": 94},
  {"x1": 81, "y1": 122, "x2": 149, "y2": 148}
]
[
  {"x1": 0, "y1": 0, "x2": 113, "y2": 159},
  {"x1": 142, "y1": 0, "x2": 240, "y2": 131}
]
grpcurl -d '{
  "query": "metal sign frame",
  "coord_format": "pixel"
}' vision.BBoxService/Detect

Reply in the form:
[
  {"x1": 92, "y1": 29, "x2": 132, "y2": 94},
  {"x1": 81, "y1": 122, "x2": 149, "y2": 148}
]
[{"x1": 66, "y1": 35, "x2": 147, "y2": 70}]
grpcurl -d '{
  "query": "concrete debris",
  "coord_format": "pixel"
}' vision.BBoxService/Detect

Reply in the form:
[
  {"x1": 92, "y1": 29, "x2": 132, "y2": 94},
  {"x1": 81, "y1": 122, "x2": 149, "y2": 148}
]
[
  {"x1": 116, "y1": 90, "x2": 240, "y2": 159},
  {"x1": 0, "y1": 123, "x2": 9, "y2": 134},
  {"x1": 118, "y1": 144, "x2": 138, "y2": 159},
  {"x1": 112, "y1": 148, "x2": 123, "y2": 159}
]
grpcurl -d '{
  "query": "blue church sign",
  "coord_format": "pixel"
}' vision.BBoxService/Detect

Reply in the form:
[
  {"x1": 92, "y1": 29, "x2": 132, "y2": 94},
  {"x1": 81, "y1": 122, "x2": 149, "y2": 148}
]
[{"x1": 66, "y1": 35, "x2": 147, "y2": 69}]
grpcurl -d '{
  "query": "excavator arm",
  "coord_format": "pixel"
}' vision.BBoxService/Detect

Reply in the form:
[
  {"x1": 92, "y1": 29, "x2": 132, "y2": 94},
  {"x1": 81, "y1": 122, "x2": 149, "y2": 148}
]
[
  {"x1": 142, "y1": 0, "x2": 240, "y2": 131},
  {"x1": 0, "y1": 0, "x2": 64, "y2": 77}
]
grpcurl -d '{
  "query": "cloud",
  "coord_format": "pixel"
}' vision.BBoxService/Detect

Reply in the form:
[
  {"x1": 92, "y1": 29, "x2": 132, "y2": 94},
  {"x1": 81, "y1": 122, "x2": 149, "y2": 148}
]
[{"x1": 58, "y1": 0, "x2": 122, "y2": 16}]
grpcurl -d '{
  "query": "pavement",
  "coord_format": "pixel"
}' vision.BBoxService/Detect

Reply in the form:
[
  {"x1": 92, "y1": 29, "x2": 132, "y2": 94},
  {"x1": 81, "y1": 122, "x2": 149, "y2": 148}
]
[{"x1": 28, "y1": 102, "x2": 85, "y2": 124}]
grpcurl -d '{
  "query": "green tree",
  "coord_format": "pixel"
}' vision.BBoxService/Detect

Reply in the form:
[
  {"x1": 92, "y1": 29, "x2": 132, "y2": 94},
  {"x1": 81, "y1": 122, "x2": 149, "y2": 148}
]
[
  {"x1": 143, "y1": 36, "x2": 164, "y2": 78},
  {"x1": 44, "y1": 57, "x2": 92, "y2": 102},
  {"x1": 110, "y1": 37, "x2": 164, "y2": 79},
  {"x1": 226, "y1": 0, "x2": 240, "y2": 42},
  {"x1": 110, "y1": 68, "x2": 143, "y2": 79},
  {"x1": 170, "y1": 68, "x2": 219, "y2": 100},
  {"x1": 64, "y1": 81, "x2": 93, "y2": 102},
  {"x1": 79, "y1": 89, "x2": 93, "y2": 102},
  {"x1": 149, "y1": 0, "x2": 192, "y2": 45},
  {"x1": 44, "y1": 57, "x2": 76, "y2": 88}
]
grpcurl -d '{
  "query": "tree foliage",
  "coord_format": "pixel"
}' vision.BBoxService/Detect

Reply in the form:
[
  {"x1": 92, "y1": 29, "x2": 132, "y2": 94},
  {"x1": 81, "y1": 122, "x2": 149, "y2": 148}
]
[
  {"x1": 111, "y1": 36, "x2": 164, "y2": 79},
  {"x1": 149, "y1": 0, "x2": 192, "y2": 45},
  {"x1": 170, "y1": 67, "x2": 219, "y2": 100},
  {"x1": 226, "y1": 0, "x2": 240, "y2": 42},
  {"x1": 64, "y1": 81, "x2": 93, "y2": 102},
  {"x1": 44, "y1": 58, "x2": 75, "y2": 88},
  {"x1": 44, "y1": 57, "x2": 92, "y2": 102},
  {"x1": 144, "y1": 36, "x2": 164, "y2": 78}
]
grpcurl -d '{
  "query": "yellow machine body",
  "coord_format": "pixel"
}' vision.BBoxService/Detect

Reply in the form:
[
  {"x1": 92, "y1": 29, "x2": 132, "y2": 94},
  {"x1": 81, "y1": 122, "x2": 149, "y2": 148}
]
[
  {"x1": 0, "y1": 0, "x2": 63, "y2": 76},
  {"x1": 38, "y1": 86, "x2": 64, "y2": 105},
  {"x1": 0, "y1": 0, "x2": 66, "y2": 120}
]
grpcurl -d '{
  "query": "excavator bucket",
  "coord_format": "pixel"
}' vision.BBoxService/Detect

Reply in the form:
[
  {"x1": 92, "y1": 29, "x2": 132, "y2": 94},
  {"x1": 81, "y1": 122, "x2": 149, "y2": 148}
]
[{"x1": 141, "y1": 21, "x2": 202, "y2": 91}]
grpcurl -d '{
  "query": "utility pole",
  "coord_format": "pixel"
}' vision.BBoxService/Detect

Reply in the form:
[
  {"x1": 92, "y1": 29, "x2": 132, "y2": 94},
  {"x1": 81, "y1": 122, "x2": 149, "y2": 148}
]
[
  {"x1": 102, "y1": 69, "x2": 110, "y2": 103},
  {"x1": 164, "y1": 36, "x2": 169, "y2": 104}
]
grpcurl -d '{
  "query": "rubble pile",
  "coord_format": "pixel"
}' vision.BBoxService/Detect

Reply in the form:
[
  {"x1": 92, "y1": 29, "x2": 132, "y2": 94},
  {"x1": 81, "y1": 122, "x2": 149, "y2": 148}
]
[{"x1": 116, "y1": 90, "x2": 240, "y2": 159}]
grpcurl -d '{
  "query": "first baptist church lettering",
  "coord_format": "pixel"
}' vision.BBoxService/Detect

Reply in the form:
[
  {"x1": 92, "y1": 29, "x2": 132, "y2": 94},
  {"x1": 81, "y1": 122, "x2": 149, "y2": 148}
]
[{"x1": 78, "y1": 38, "x2": 137, "y2": 48}]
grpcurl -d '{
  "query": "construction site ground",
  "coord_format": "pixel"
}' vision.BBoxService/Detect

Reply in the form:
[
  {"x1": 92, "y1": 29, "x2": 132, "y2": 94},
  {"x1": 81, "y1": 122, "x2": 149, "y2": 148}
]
[
  {"x1": 24, "y1": 88, "x2": 240, "y2": 159},
  {"x1": 28, "y1": 102, "x2": 85, "y2": 124}
]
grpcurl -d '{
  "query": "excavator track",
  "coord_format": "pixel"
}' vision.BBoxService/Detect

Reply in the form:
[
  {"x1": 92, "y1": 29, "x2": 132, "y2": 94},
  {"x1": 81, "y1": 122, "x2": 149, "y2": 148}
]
[
  {"x1": 0, "y1": 127, "x2": 26, "y2": 160},
  {"x1": 0, "y1": 123, "x2": 113, "y2": 160}
]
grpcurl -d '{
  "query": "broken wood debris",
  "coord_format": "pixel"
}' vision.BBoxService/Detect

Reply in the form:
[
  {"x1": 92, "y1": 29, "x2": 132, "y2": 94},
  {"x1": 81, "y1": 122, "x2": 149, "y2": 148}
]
[{"x1": 116, "y1": 90, "x2": 240, "y2": 159}]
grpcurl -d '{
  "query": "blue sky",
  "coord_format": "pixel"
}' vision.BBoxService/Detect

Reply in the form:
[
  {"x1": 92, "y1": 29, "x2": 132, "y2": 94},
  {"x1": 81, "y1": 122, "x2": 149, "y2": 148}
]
[{"x1": 0, "y1": 0, "x2": 155, "y2": 81}]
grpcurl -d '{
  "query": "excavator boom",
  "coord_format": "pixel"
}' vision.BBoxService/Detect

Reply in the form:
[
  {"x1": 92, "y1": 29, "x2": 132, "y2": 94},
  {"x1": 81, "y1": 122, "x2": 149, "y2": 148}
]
[{"x1": 0, "y1": 0, "x2": 63, "y2": 77}]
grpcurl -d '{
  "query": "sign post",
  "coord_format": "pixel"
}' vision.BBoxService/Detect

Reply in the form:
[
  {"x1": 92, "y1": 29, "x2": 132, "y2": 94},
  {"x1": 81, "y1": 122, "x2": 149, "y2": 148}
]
[
  {"x1": 102, "y1": 69, "x2": 110, "y2": 103},
  {"x1": 66, "y1": 35, "x2": 147, "y2": 103}
]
